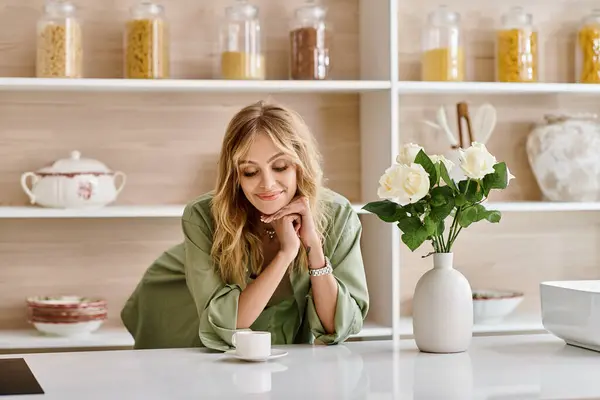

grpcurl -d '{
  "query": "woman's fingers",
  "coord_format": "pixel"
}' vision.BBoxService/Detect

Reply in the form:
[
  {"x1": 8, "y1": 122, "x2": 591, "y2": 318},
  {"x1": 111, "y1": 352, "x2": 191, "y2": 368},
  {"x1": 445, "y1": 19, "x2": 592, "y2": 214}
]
[{"x1": 262, "y1": 197, "x2": 308, "y2": 223}]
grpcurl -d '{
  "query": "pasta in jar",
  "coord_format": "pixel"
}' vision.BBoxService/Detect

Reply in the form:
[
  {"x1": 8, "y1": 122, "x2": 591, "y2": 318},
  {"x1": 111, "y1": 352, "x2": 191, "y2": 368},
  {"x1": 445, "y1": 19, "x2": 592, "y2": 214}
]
[
  {"x1": 496, "y1": 7, "x2": 538, "y2": 83},
  {"x1": 576, "y1": 10, "x2": 600, "y2": 84}
]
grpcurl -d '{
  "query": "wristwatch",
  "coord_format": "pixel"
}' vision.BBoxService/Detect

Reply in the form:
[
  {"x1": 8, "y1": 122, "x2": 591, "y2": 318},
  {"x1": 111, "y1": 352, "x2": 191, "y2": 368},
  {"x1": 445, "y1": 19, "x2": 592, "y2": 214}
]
[{"x1": 308, "y1": 256, "x2": 333, "y2": 277}]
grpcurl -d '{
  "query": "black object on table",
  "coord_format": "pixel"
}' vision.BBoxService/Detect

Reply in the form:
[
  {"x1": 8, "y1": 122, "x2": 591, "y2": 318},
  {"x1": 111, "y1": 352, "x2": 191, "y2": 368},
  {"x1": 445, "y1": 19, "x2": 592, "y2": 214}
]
[{"x1": 0, "y1": 358, "x2": 44, "y2": 396}]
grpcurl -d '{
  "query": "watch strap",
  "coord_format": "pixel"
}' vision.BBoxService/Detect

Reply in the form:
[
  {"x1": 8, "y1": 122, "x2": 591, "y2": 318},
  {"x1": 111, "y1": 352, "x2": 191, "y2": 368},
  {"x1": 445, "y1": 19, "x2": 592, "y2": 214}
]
[{"x1": 308, "y1": 257, "x2": 333, "y2": 277}]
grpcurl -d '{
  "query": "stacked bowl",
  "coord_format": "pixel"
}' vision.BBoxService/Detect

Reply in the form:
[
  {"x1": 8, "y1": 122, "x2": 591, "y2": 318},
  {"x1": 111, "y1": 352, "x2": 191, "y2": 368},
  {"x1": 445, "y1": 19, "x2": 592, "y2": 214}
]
[{"x1": 26, "y1": 295, "x2": 107, "y2": 337}]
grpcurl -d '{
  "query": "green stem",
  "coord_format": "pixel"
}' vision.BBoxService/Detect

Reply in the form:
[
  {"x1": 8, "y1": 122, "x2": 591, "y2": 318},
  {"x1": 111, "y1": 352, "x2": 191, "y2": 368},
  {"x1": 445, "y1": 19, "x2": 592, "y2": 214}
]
[
  {"x1": 445, "y1": 179, "x2": 471, "y2": 252},
  {"x1": 446, "y1": 210, "x2": 459, "y2": 252},
  {"x1": 437, "y1": 234, "x2": 445, "y2": 252},
  {"x1": 447, "y1": 226, "x2": 463, "y2": 249}
]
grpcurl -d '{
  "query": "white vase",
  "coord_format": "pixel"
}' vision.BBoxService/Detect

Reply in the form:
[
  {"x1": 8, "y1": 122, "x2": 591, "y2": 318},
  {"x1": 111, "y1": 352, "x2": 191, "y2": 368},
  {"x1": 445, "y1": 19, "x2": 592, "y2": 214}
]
[{"x1": 412, "y1": 252, "x2": 473, "y2": 353}]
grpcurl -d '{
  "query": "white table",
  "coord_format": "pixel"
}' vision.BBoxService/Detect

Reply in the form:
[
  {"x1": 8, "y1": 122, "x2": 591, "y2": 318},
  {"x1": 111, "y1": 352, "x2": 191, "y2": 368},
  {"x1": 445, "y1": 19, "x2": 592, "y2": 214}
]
[{"x1": 1, "y1": 333, "x2": 599, "y2": 399}]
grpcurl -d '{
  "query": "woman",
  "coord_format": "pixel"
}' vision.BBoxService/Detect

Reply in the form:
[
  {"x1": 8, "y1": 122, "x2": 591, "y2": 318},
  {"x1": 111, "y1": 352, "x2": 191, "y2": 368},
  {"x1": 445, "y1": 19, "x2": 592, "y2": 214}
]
[{"x1": 121, "y1": 100, "x2": 369, "y2": 351}]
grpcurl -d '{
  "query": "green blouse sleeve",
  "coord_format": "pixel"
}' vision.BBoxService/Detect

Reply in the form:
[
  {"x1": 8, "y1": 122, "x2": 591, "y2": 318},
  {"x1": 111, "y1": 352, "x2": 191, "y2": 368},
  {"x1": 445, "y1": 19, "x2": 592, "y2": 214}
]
[
  {"x1": 182, "y1": 202, "x2": 240, "y2": 352},
  {"x1": 305, "y1": 203, "x2": 370, "y2": 345}
]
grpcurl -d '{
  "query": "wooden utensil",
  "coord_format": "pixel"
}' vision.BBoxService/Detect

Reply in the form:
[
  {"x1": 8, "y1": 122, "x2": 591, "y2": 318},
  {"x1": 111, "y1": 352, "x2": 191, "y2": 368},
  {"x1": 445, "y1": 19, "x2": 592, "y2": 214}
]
[{"x1": 456, "y1": 102, "x2": 474, "y2": 149}]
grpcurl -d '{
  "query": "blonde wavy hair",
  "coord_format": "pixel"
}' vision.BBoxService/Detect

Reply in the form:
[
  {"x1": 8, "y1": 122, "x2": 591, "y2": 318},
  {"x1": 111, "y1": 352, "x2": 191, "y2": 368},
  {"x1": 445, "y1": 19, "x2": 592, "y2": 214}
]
[{"x1": 211, "y1": 100, "x2": 329, "y2": 286}]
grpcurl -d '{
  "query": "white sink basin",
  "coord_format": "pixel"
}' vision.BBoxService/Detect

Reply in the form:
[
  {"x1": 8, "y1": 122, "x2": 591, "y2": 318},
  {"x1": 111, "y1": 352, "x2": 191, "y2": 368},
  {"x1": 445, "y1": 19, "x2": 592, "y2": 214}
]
[{"x1": 540, "y1": 280, "x2": 600, "y2": 352}]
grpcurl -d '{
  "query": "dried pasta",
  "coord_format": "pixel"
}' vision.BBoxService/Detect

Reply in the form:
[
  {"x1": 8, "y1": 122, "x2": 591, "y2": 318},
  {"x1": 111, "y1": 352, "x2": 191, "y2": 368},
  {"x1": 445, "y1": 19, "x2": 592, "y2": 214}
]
[
  {"x1": 125, "y1": 18, "x2": 169, "y2": 79},
  {"x1": 36, "y1": 21, "x2": 82, "y2": 78},
  {"x1": 577, "y1": 25, "x2": 600, "y2": 83},
  {"x1": 496, "y1": 29, "x2": 538, "y2": 82}
]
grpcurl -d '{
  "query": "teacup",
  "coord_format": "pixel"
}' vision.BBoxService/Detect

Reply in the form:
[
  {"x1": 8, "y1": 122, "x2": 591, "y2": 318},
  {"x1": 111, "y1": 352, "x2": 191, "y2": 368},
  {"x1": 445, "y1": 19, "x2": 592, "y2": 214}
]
[{"x1": 232, "y1": 331, "x2": 271, "y2": 358}]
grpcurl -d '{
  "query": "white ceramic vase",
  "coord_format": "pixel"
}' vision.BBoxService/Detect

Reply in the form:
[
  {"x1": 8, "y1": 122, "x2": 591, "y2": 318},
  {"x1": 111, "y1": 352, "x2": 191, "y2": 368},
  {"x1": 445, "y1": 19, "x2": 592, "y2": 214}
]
[
  {"x1": 526, "y1": 113, "x2": 600, "y2": 202},
  {"x1": 412, "y1": 252, "x2": 473, "y2": 353}
]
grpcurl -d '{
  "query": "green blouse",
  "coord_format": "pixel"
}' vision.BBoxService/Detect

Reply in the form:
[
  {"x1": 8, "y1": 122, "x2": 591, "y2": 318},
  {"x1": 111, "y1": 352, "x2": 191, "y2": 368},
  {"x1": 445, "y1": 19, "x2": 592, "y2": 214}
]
[{"x1": 120, "y1": 188, "x2": 370, "y2": 351}]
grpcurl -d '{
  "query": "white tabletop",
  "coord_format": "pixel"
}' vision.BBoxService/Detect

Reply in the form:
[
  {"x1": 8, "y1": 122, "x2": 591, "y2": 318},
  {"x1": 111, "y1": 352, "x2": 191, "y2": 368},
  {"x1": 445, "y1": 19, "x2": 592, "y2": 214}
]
[{"x1": 1, "y1": 333, "x2": 599, "y2": 399}]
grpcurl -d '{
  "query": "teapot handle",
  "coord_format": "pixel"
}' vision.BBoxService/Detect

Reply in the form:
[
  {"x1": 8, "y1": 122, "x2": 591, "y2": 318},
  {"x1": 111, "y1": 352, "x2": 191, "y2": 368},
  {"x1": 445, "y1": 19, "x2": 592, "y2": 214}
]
[
  {"x1": 20, "y1": 172, "x2": 37, "y2": 204},
  {"x1": 113, "y1": 171, "x2": 127, "y2": 195}
]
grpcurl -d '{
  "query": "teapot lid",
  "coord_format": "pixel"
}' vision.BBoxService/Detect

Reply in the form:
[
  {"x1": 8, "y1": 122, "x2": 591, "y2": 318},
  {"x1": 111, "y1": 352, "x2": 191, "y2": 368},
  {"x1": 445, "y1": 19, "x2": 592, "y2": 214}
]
[{"x1": 40, "y1": 151, "x2": 112, "y2": 174}]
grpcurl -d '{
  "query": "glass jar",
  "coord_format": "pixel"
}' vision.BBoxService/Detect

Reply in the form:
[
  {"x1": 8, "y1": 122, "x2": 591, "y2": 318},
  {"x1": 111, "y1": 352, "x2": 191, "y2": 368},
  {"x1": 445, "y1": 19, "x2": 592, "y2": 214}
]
[
  {"x1": 219, "y1": 0, "x2": 265, "y2": 80},
  {"x1": 289, "y1": 0, "x2": 331, "y2": 80},
  {"x1": 36, "y1": 0, "x2": 83, "y2": 78},
  {"x1": 124, "y1": 1, "x2": 169, "y2": 79},
  {"x1": 576, "y1": 10, "x2": 600, "y2": 83},
  {"x1": 421, "y1": 5, "x2": 464, "y2": 82},
  {"x1": 496, "y1": 6, "x2": 538, "y2": 82}
]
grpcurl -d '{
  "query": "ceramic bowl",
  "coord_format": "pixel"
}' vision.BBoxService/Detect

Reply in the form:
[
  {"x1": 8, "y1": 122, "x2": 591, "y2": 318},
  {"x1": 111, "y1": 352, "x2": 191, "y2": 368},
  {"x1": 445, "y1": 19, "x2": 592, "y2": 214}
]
[
  {"x1": 26, "y1": 295, "x2": 107, "y2": 337},
  {"x1": 540, "y1": 280, "x2": 600, "y2": 352},
  {"x1": 26, "y1": 295, "x2": 107, "y2": 310},
  {"x1": 472, "y1": 289, "x2": 524, "y2": 324},
  {"x1": 32, "y1": 320, "x2": 105, "y2": 337}
]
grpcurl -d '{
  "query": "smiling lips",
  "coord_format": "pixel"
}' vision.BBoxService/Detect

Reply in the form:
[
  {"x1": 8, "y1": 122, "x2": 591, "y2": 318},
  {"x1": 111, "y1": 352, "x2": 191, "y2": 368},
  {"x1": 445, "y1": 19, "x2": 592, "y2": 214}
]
[{"x1": 256, "y1": 191, "x2": 283, "y2": 201}]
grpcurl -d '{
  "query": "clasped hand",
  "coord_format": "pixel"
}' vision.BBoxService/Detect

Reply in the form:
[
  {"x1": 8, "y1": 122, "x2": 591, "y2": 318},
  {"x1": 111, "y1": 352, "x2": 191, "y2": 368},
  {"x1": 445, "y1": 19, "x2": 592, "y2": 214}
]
[{"x1": 261, "y1": 196, "x2": 320, "y2": 257}]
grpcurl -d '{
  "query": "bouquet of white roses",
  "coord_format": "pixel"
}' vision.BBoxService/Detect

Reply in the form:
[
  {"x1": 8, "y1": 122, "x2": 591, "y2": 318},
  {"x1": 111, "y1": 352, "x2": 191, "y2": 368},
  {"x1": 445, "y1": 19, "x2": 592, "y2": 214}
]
[{"x1": 363, "y1": 142, "x2": 514, "y2": 254}]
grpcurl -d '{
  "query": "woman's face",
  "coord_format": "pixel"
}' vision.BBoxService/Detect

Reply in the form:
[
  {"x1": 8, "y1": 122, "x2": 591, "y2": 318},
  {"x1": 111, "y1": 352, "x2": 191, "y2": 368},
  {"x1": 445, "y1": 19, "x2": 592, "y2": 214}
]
[{"x1": 238, "y1": 133, "x2": 298, "y2": 216}]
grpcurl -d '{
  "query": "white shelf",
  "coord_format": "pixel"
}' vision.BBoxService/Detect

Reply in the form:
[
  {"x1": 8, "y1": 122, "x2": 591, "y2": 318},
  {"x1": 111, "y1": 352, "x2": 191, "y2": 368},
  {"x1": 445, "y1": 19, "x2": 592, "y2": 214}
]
[
  {"x1": 3, "y1": 202, "x2": 597, "y2": 219},
  {"x1": 0, "y1": 328, "x2": 134, "y2": 351},
  {"x1": 0, "y1": 77, "x2": 390, "y2": 93},
  {"x1": 486, "y1": 201, "x2": 600, "y2": 212},
  {"x1": 397, "y1": 81, "x2": 600, "y2": 95},
  {"x1": 0, "y1": 204, "x2": 369, "y2": 218},
  {"x1": 0, "y1": 322, "x2": 391, "y2": 352},
  {"x1": 398, "y1": 314, "x2": 545, "y2": 337}
]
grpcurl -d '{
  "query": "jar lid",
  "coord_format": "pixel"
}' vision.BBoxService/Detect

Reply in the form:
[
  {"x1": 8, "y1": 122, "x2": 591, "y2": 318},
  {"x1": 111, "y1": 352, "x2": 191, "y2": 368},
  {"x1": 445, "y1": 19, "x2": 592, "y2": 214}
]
[
  {"x1": 44, "y1": 0, "x2": 76, "y2": 16},
  {"x1": 427, "y1": 5, "x2": 460, "y2": 26},
  {"x1": 501, "y1": 6, "x2": 533, "y2": 27},
  {"x1": 226, "y1": 0, "x2": 258, "y2": 19},
  {"x1": 130, "y1": 1, "x2": 164, "y2": 17},
  {"x1": 295, "y1": 0, "x2": 327, "y2": 21},
  {"x1": 582, "y1": 9, "x2": 600, "y2": 26},
  {"x1": 38, "y1": 151, "x2": 112, "y2": 174}
]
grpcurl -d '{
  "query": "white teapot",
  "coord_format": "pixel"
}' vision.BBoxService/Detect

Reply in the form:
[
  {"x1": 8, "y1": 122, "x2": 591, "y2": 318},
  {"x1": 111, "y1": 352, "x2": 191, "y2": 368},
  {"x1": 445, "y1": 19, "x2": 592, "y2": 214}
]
[{"x1": 20, "y1": 150, "x2": 126, "y2": 209}]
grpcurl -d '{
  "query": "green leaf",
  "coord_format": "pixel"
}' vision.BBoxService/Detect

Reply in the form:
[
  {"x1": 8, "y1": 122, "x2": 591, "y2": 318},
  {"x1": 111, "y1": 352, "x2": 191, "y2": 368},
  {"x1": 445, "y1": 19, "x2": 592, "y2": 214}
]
[
  {"x1": 414, "y1": 150, "x2": 438, "y2": 189},
  {"x1": 407, "y1": 201, "x2": 426, "y2": 216},
  {"x1": 438, "y1": 161, "x2": 458, "y2": 192},
  {"x1": 458, "y1": 206, "x2": 478, "y2": 228},
  {"x1": 362, "y1": 200, "x2": 405, "y2": 223},
  {"x1": 482, "y1": 162, "x2": 508, "y2": 196},
  {"x1": 429, "y1": 186, "x2": 456, "y2": 222},
  {"x1": 459, "y1": 180, "x2": 483, "y2": 203},
  {"x1": 430, "y1": 186, "x2": 453, "y2": 206},
  {"x1": 436, "y1": 218, "x2": 445, "y2": 235},
  {"x1": 397, "y1": 216, "x2": 422, "y2": 233},
  {"x1": 424, "y1": 214, "x2": 437, "y2": 236},
  {"x1": 455, "y1": 193, "x2": 467, "y2": 207},
  {"x1": 401, "y1": 225, "x2": 430, "y2": 251},
  {"x1": 458, "y1": 204, "x2": 502, "y2": 228},
  {"x1": 485, "y1": 209, "x2": 502, "y2": 223}
]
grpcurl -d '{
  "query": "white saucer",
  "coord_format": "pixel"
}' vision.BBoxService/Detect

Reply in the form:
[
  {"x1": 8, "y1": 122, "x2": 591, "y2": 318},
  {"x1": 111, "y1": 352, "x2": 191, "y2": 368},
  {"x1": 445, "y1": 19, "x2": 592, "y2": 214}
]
[{"x1": 225, "y1": 349, "x2": 288, "y2": 362}]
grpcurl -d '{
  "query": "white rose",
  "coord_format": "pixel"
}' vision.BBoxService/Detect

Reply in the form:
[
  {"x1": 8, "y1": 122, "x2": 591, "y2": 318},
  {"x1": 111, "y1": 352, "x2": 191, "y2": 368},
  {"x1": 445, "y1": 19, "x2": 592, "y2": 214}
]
[
  {"x1": 396, "y1": 143, "x2": 424, "y2": 165},
  {"x1": 430, "y1": 154, "x2": 455, "y2": 171},
  {"x1": 377, "y1": 163, "x2": 430, "y2": 205},
  {"x1": 458, "y1": 142, "x2": 497, "y2": 180}
]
